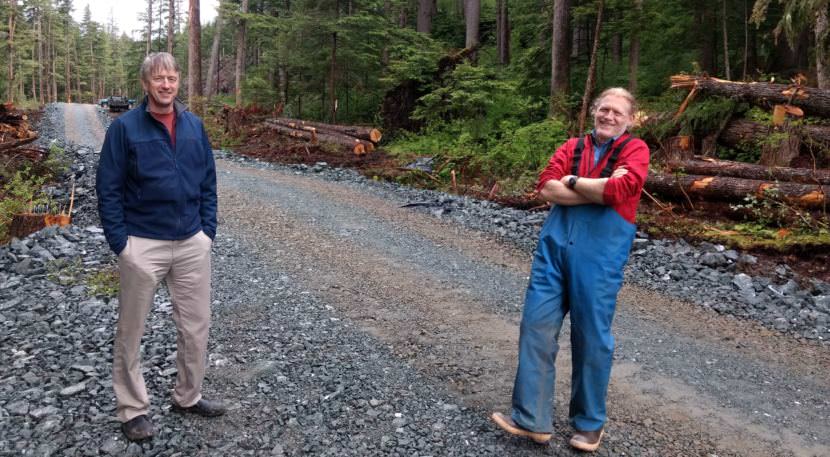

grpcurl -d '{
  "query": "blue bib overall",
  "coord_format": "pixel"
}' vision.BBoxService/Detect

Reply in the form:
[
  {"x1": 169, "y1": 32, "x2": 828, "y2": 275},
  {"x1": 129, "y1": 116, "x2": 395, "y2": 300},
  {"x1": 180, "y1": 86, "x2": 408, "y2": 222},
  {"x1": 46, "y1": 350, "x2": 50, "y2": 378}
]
[{"x1": 510, "y1": 203, "x2": 636, "y2": 433}]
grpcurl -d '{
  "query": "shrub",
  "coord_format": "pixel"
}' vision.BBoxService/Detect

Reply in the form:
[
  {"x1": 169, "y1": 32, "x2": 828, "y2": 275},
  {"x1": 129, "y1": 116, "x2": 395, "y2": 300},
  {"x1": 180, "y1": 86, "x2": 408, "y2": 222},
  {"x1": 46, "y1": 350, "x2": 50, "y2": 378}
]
[{"x1": 0, "y1": 168, "x2": 48, "y2": 241}]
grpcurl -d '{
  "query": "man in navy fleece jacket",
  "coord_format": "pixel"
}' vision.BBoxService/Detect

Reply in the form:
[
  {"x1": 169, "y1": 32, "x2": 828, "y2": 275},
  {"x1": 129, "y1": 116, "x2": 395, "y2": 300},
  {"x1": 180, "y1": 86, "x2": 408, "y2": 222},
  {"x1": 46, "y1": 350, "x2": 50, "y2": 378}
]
[{"x1": 96, "y1": 52, "x2": 224, "y2": 442}]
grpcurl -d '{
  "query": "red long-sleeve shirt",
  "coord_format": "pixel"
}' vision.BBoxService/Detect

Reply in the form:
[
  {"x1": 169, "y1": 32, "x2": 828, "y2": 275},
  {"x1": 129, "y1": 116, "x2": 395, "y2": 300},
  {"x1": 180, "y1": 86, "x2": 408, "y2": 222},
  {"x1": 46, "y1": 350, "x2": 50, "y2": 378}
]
[{"x1": 536, "y1": 133, "x2": 650, "y2": 223}]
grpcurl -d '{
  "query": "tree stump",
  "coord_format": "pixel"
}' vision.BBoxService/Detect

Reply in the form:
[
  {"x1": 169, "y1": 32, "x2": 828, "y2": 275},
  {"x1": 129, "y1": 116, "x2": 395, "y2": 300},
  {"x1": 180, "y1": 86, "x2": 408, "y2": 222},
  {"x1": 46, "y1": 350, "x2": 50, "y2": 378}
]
[
  {"x1": 667, "y1": 135, "x2": 694, "y2": 162},
  {"x1": 8, "y1": 213, "x2": 71, "y2": 239},
  {"x1": 759, "y1": 132, "x2": 800, "y2": 167}
]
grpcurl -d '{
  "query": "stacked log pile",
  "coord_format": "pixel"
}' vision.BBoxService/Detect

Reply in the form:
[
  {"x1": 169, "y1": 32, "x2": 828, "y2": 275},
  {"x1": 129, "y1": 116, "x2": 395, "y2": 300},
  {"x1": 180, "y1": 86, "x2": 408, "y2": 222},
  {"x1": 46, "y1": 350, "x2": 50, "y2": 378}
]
[
  {"x1": 0, "y1": 103, "x2": 39, "y2": 155},
  {"x1": 643, "y1": 76, "x2": 830, "y2": 211},
  {"x1": 653, "y1": 158, "x2": 828, "y2": 209},
  {"x1": 263, "y1": 117, "x2": 382, "y2": 155}
]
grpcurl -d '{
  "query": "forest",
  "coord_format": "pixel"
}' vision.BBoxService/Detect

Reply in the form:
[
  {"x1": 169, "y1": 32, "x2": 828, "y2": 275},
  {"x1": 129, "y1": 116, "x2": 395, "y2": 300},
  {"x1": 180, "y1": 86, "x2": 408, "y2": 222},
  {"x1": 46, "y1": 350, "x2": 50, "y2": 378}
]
[{"x1": 1, "y1": 0, "x2": 829, "y2": 251}]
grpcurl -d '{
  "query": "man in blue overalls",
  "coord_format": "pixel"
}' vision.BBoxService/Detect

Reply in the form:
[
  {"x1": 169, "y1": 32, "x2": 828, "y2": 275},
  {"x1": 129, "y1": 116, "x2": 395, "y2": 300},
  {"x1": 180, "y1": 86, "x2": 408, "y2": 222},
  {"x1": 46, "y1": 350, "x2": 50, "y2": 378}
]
[{"x1": 492, "y1": 88, "x2": 650, "y2": 452}]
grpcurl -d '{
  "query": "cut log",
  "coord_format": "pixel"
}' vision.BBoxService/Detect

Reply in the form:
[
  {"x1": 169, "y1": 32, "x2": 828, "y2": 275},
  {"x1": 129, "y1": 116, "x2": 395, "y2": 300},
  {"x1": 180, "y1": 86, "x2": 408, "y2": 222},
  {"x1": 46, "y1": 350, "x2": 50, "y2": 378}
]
[
  {"x1": 646, "y1": 172, "x2": 828, "y2": 209},
  {"x1": 720, "y1": 119, "x2": 830, "y2": 150},
  {"x1": 263, "y1": 121, "x2": 371, "y2": 155},
  {"x1": 0, "y1": 135, "x2": 38, "y2": 152},
  {"x1": 667, "y1": 158, "x2": 830, "y2": 185},
  {"x1": 0, "y1": 102, "x2": 29, "y2": 125},
  {"x1": 270, "y1": 117, "x2": 382, "y2": 144},
  {"x1": 670, "y1": 75, "x2": 830, "y2": 118}
]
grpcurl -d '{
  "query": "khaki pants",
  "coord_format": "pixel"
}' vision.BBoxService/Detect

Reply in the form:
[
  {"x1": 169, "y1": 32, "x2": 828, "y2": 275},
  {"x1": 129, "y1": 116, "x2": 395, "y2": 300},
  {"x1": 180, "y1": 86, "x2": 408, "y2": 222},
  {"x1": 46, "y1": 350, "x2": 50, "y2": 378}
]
[{"x1": 113, "y1": 231, "x2": 213, "y2": 422}]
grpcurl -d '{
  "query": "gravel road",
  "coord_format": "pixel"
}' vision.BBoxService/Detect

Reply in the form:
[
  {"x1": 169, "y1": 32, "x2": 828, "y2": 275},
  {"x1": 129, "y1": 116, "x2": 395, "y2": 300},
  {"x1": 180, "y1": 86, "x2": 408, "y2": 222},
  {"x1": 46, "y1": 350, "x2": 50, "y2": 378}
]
[{"x1": 1, "y1": 103, "x2": 828, "y2": 456}]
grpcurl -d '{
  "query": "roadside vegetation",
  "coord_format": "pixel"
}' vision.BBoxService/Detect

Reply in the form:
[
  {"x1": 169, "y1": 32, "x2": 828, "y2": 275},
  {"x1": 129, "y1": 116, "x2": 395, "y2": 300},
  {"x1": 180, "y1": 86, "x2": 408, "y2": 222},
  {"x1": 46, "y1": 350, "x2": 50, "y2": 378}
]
[{"x1": 1, "y1": 0, "x2": 828, "y2": 258}]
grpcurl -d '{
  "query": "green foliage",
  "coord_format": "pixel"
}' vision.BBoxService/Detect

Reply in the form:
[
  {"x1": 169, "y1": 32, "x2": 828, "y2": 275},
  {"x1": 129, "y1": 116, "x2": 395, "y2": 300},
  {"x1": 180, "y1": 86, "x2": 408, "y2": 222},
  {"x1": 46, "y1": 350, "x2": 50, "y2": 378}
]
[
  {"x1": 0, "y1": 167, "x2": 48, "y2": 241},
  {"x1": 677, "y1": 97, "x2": 748, "y2": 136},
  {"x1": 389, "y1": 113, "x2": 569, "y2": 194},
  {"x1": 43, "y1": 143, "x2": 70, "y2": 177},
  {"x1": 242, "y1": 74, "x2": 278, "y2": 107},
  {"x1": 715, "y1": 146, "x2": 762, "y2": 164},
  {"x1": 46, "y1": 257, "x2": 84, "y2": 286},
  {"x1": 413, "y1": 63, "x2": 542, "y2": 132},
  {"x1": 85, "y1": 266, "x2": 120, "y2": 299},
  {"x1": 730, "y1": 187, "x2": 828, "y2": 232},
  {"x1": 483, "y1": 118, "x2": 570, "y2": 177}
]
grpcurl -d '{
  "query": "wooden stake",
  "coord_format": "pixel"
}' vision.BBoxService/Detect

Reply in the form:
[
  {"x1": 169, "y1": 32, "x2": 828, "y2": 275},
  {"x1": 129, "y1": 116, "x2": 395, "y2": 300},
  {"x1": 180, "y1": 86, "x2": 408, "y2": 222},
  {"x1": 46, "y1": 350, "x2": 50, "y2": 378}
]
[
  {"x1": 487, "y1": 182, "x2": 499, "y2": 200},
  {"x1": 66, "y1": 179, "x2": 75, "y2": 218}
]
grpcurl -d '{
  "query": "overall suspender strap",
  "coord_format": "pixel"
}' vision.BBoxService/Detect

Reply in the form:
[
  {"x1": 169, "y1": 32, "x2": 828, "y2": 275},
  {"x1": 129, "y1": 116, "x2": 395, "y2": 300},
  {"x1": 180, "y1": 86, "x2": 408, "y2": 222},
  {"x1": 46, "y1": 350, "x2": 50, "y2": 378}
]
[
  {"x1": 571, "y1": 137, "x2": 586, "y2": 176},
  {"x1": 599, "y1": 136, "x2": 634, "y2": 178}
]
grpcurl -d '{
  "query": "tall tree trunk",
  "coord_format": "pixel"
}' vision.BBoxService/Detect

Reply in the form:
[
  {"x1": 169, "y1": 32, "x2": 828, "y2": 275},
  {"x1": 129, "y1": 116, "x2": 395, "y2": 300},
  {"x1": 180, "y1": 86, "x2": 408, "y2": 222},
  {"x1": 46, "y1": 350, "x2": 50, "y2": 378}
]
[
  {"x1": 578, "y1": 0, "x2": 604, "y2": 134},
  {"x1": 817, "y1": 5, "x2": 830, "y2": 90},
  {"x1": 7, "y1": 0, "x2": 16, "y2": 103},
  {"x1": 49, "y1": 14, "x2": 57, "y2": 102},
  {"x1": 65, "y1": 21, "x2": 71, "y2": 102},
  {"x1": 417, "y1": 0, "x2": 434, "y2": 33},
  {"x1": 167, "y1": 0, "x2": 176, "y2": 53},
  {"x1": 74, "y1": 44, "x2": 81, "y2": 102},
  {"x1": 31, "y1": 36, "x2": 37, "y2": 102},
  {"x1": 205, "y1": 1, "x2": 224, "y2": 99},
  {"x1": 464, "y1": 0, "x2": 480, "y2": 62},
  {"x1": 147, "y1": 0, "x2": 153, "y2": 56},
  {"x1": 398, "y1": 5, "x2": 407, "y2": 27},
  {"x1": 278, "y1": 65, "x2": 287, "y2": 108},
  {"x1": 742, "y1": 1, "x2": 751, "y2": 79},
  {"x1": 89, "y1": 40, "x2": 96, "y2": 102},
  {"x1": 235, "y1": 0, "x2": 249, "y2": 106},
  {"x1": 329, "y1": 0, "x2": 339, "y2": 122},
  {"x1": 188, "y1": 0, "x2": 203, "y2": 105},
  {"x1": 697, "y1": 4, "x2": 716, "y2": 74},
  {"x1": 550, "y1": 0, "x2": 570, "y2": 115},
  {"x1": 722, "y1": 0, "x2": 731, "y2": 80},
  {"x1": 611, "y1": 31, "x2": 621, "y2": 65},
  {"x1": 382, "y1": 0, "x2": 391, "y2": 66},
  {"x1": 37, "y1": 11, "x2": 44, "y2": 104},
  {"x1": 628, "y1": 0, "x2": 641, "y2": 93},
  {"x1": 496, "y1": 0, "x2": 510, "y2": 65}
]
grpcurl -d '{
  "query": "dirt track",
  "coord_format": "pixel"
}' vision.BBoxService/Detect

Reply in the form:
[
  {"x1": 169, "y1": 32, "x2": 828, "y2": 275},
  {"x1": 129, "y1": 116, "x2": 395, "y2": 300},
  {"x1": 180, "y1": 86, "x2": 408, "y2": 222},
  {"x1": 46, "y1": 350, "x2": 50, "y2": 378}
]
[
  {"x1": 34, "y1": 103, "x2": 829, "y2": 455},
  {"x1": 211, "y1": 160, "x2": 829, "y2": 456}
]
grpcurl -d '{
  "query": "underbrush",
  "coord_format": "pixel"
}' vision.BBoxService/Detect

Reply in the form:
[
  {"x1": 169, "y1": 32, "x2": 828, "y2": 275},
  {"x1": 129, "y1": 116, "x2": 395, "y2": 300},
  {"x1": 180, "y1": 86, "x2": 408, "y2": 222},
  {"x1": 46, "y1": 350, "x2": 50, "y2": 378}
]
[{"x1": 0, "y1": 143, "x2": 71, "y2": 241}]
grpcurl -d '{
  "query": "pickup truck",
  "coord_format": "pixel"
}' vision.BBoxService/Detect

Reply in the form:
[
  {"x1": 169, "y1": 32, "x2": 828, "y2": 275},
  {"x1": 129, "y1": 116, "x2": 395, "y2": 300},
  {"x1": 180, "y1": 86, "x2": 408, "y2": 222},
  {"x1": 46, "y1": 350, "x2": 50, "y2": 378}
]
[{"x1": 107, "y1": 95, "x2": 130, "y2": 112}]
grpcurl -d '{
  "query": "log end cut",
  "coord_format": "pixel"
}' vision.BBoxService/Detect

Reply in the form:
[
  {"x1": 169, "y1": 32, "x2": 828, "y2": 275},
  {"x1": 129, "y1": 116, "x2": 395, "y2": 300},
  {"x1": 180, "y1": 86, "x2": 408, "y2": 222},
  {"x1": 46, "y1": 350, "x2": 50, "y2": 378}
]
[
  {"x1": 370, "y1": 129, "x2": 382, "y2": 143},
  {"x1": 797, "y1": 191, "x2": 826, "y2": 207}
]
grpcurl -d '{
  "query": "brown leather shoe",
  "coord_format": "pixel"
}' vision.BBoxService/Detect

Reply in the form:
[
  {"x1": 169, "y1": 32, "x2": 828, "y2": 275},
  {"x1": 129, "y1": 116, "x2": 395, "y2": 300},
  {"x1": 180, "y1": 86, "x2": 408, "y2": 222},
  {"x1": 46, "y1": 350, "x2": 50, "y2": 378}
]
[
  {"x1": 120, "y1": 414, "x2": 154, "y2": 442},
  {"x1": 569, "y1": 428, "x2": 604, "y2": 452},
  {"x1": 490, "y1": 412, "x2": 552, "y2": 444},
  {"x1": 171, "y1": 398, "x2": 227, "y2": 417}
]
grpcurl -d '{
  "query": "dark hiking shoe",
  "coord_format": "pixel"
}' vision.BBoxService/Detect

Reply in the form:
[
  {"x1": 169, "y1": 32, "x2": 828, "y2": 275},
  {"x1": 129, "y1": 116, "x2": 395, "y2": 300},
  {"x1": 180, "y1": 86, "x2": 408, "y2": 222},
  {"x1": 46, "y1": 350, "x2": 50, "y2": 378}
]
[
  {"x1": 490, "y1": 412, "x2": 552, "y2": 444},
  {"x1": 121, "y1": 415, "x2": 154, "y2": 442},
  {"x1": 171, "y1": 398, "x2": 227, "y2": 417},
  {"x1": 569, "y1": 428, "x2": 604, "y2": 452}
]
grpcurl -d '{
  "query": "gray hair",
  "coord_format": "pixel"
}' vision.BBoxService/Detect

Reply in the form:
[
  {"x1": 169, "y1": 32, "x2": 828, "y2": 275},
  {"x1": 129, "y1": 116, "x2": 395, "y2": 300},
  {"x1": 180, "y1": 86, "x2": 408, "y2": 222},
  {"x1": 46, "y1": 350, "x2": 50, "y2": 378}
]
[
  {"x1": 591, "y1": 87, "x2": 637, "y2": 116},
  {"x1": 139, "y1": 52, "x2": 180, "y2": 83}
]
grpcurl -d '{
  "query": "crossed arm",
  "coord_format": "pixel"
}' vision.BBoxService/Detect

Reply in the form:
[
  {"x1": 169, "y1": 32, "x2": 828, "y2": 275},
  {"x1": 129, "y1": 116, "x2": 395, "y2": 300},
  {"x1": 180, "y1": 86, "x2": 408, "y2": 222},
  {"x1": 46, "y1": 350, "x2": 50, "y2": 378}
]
[{"x1": 538, "y1": 167, "x2": 628, "y2": 206}]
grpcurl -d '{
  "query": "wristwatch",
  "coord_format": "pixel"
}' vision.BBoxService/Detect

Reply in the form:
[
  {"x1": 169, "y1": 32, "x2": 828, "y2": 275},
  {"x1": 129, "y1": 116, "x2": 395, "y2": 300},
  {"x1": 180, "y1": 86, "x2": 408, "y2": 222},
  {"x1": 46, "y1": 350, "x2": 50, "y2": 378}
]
[{"x1": 567, "y1": 176, "x2": 579, "y2": 189}]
